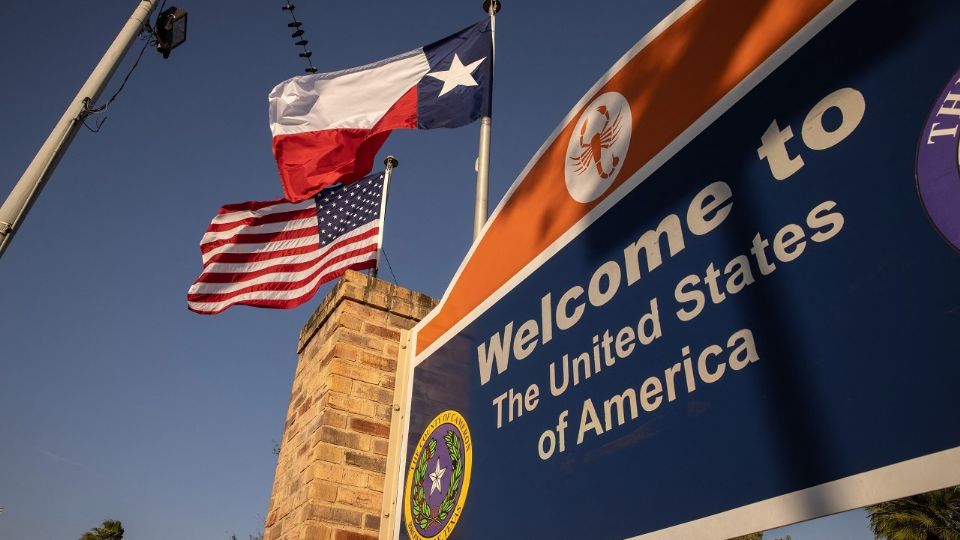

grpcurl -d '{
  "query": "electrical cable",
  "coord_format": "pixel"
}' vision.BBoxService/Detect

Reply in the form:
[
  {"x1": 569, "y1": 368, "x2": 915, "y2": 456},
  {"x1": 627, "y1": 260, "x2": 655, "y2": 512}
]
[
  {"x1": 79, "y1": 2, "x2": 166, "y2": 132},
  {"x1": 380, "y1": 247, "x2": 399, "y2": 284},
  {"x1": 79, "y1": 37, "x2": 152, "y2": 132}
]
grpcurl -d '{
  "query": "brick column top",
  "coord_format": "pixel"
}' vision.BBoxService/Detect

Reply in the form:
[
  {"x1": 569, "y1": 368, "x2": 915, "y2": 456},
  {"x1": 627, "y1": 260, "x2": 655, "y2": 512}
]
[{"x1": 298, "y1": 270, "x2": 438, "y2": 353}]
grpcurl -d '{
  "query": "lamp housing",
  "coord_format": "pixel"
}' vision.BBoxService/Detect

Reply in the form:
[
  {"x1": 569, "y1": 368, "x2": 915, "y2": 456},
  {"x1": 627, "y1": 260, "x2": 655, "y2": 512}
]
[{"x1": 156, "y1": 6, "x2": 188, "y2": 59}]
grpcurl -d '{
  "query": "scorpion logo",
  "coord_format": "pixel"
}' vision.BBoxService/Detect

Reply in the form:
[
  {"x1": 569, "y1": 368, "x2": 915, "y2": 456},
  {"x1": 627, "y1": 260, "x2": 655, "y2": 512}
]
[
  {"x1": 569, "y1": 104, "x2": 624, "y2": 179},
  {"x1": 563, "y1": 91, "x2": 632, "y2": 204}
]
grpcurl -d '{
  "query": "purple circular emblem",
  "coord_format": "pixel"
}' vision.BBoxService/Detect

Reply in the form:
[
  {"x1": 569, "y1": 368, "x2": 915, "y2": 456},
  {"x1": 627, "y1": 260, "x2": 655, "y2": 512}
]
[
  {"x1": 405, "y1": 409, "x2": 472, "y2": 540},
  {"x1": 418, "y1": 429, "x2": 460, "y2": 537},
  {"x1": 917, "y1": 67, "x2": 960, "y2": 252}
]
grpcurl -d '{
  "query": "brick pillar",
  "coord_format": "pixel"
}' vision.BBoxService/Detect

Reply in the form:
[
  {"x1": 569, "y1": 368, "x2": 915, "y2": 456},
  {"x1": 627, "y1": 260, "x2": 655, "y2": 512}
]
[{"x1": 265, "y1": 270, "x2": 437, "y2": 540}]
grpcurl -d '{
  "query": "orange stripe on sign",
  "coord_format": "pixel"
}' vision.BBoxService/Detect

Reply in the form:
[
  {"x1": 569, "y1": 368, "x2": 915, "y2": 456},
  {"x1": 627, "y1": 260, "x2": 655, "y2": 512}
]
[{"x1": 417, "y1": 0, "x2": 835, "y2": 355}]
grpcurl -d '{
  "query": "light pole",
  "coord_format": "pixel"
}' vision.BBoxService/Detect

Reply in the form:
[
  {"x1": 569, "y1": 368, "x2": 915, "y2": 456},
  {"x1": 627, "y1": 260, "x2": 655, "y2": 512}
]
[{"x1": 0, "y1": 1, "x2": 188, "y2": 260}]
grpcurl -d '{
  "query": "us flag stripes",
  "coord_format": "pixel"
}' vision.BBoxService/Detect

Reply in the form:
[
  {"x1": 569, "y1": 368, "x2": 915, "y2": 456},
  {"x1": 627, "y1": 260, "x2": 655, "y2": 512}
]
[{"x1": 188, "y1": 172, "x2": 385, "y2": 314}]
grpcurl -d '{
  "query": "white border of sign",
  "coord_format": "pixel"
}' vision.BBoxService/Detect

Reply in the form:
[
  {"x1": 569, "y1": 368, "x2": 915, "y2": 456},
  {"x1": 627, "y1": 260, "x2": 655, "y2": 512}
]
[
  {"x1": 628, "y1": 447, "x2": 960, "y2": 539},
  {"x1": 393, "y1": 0, "x2": 960, "y2": 538}
]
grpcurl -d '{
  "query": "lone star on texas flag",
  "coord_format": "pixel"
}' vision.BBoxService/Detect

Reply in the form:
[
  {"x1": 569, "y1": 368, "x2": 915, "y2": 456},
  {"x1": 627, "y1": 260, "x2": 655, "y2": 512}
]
[{"x1": 426, "y1": 53, "x2": 487, "y2": 97}]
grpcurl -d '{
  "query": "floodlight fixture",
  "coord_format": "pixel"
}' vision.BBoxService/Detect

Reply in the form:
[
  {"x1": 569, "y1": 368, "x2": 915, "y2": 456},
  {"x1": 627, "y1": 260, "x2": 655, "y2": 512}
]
[
  {"x1": 291, "y1": 29, "x2": 304, "y2": 38},
  {"x1": 295, "y1": 39, "x2": 308, "y2": 46},
  {"x1": 288, "y1": 21, "x2": 302, "y2": 28},
  {"x1": 156, "y1": 6, "x2": 188, "y2": 59},
  {"x1": 282, "y1": 3, "x2": 296, "y2": 10}
]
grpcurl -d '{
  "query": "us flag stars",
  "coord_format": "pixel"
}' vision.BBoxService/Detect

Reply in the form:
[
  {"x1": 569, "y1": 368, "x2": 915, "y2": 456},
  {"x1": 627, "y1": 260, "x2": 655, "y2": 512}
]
[{"x1": 315, "y1": 174, "x2": 384, "y2": 248}]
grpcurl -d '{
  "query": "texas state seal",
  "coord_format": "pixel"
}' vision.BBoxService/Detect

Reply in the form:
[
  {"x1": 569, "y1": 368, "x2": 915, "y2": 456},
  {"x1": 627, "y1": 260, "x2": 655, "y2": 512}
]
[{"x1": 404, "y1": 410, "x2": 473, "y2": 540}]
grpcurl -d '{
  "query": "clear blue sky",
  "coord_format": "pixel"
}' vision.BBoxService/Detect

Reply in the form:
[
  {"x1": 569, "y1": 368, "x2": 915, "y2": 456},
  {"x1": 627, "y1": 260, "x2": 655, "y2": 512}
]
[{"x1": 0, "y1": 1, "x2": 875, "y2": 539}]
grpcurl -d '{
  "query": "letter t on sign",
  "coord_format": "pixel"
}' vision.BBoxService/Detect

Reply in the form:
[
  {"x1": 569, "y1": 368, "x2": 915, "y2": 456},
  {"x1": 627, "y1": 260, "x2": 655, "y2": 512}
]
[{"x1": 758, "y1": 120, "x2": 805, "y2": 180}]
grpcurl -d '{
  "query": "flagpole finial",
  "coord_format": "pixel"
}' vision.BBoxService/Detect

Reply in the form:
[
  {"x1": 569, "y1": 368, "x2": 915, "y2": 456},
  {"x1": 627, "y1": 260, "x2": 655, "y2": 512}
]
[
  {"x1": 482, "y1": 0, "x2": 501, "y2": 15},
  {"x1": 384, "y1": 156, "x2": 399, "y2": 169}
]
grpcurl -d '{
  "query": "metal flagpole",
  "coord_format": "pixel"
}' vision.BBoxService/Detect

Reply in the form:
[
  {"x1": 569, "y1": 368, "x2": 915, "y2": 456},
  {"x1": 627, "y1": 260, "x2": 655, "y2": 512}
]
[
  {"x1": 0, "y1": 0, "x2": 160, "y2": 260},
  {"x1": 373, "y1": 155, "x2": 398, "y2": 279},
  {"x1": 473, "y1": 0, "x2": 500, "y2": 240}
]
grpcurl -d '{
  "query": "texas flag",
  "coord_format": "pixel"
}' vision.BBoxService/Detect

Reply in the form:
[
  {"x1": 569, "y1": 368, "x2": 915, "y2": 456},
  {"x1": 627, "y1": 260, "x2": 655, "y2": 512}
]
[{"x1": 268, "y1": 19, "x2": 492, "y2": 202}]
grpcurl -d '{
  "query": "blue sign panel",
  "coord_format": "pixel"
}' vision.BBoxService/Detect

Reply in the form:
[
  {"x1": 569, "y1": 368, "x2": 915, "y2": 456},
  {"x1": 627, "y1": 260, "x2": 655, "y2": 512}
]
[{"x1": 401, "y1": 1, "x2": 960, "y2": 538}]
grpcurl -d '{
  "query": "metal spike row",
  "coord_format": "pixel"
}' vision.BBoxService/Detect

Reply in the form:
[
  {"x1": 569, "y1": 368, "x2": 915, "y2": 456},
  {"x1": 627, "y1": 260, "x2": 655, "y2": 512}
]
[{"x1": 281, "y1": 1, "x2": 316, "y2": 74}]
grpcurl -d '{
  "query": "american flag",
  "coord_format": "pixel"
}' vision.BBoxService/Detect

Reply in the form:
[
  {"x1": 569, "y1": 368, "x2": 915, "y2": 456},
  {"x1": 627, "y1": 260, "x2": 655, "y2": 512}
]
[{"x1": 188, "y1": 172, "x2": 385, "y2": 314}]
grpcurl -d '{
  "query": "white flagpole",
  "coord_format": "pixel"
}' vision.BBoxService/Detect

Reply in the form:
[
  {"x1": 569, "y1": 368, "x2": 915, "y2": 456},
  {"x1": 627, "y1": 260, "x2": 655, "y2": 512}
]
[
  {"x1": 473, "y1": 0, "x2": 500, "y2": 240},
  {"x1": 373, "y1": 155, "x2": 398, "y2": 280}
]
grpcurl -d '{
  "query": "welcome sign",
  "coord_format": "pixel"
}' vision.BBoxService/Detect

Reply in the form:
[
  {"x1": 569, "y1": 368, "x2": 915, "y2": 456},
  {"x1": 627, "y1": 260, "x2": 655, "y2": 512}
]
[{"x1": 396, "y1": 0, "x2": 960, "y2": 538}]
